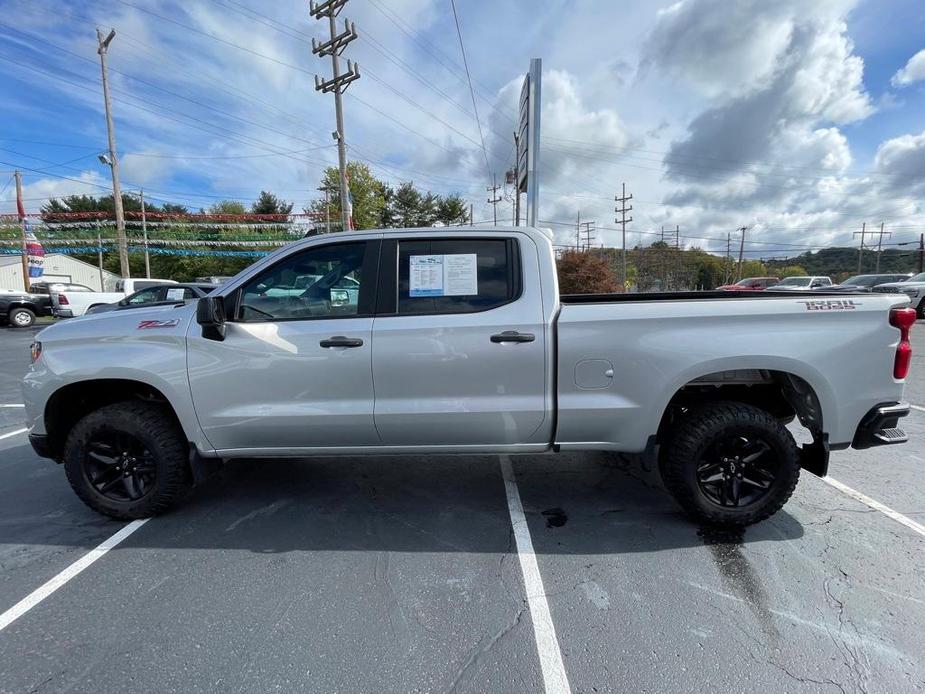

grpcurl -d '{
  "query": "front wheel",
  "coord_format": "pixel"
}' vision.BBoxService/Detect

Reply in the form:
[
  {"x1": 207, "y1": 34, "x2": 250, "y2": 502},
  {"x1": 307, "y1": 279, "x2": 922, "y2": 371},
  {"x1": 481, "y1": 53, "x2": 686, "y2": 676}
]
[
  {"x1": 64, "y1": 401, "x2": 191, "y2": 520},
  {"x1": 659, "y1": 401, "x2": 800, "y2": 526},
  {"x1": 9, "y1": 307, "x2": 35, "y2": 328}
]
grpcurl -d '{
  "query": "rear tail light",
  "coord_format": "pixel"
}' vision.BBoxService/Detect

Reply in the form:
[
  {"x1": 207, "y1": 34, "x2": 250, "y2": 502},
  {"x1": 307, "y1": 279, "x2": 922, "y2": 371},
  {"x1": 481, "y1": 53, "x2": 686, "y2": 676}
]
[
  {"x1": 57, "y1": 293, "x2": 69, "y2": 305},
  {"x1": 889, "y1": 307, "x2": 916, "y2": 379}
]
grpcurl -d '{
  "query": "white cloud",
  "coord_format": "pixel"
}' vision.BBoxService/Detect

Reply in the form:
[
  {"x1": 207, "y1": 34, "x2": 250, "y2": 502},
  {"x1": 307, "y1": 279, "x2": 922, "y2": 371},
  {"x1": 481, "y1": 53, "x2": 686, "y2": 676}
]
[{"x1": 891, "y1": 48, "x2": 925, "y2": 87}]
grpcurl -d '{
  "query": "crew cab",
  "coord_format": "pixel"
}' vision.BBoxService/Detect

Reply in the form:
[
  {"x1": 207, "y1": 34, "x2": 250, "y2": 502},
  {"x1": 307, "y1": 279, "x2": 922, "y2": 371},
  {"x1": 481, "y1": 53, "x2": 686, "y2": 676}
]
[
  {"x1": 23, "y1": 228, "x2": 915, "y2": 526},
  {"x1": 52, "y1": 278, "x2": 177, "y2": 318}
]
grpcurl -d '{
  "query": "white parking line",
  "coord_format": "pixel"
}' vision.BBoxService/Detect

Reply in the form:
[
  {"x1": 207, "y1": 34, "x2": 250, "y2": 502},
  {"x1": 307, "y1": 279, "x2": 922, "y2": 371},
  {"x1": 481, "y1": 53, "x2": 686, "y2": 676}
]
[
  {"x1": 499, "y1": 456, "x2": 572, "y2": 694},
  {"x1": 0, "y1": 519, "x2": 149, "y2": 632},
  {"x1": 0, "y1": 427, "x2": 28, "y2": 441},
  {"x1": 0, "y1": 404, "x2": 25, "y2": 408},
  {"x1": 822, "y1": 476, "x2": 925, "y2": 538},
  {"x1": 910, "y1": 404, "x2": 925, "y2": 413}
]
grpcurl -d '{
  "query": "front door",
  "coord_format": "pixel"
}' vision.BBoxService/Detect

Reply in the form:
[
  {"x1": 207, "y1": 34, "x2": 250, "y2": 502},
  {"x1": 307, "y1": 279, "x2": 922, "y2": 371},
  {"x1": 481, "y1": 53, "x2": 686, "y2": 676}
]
[
  {"x1": 371, "y1": 236, "x2": 549, "y2": 446},
  {"x1": 187, "y1": 239, "x2": 380, "y2": 452}
]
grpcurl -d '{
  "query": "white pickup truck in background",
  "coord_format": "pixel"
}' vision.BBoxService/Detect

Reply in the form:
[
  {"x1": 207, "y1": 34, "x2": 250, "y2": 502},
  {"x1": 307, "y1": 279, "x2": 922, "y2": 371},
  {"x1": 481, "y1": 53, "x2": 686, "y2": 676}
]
[
  {"x1": 52, "y1": 277, "x2": 176, "y2": 317},
  {"x1": 23, "y1": 227, "x2": 914, "y2": 527}
]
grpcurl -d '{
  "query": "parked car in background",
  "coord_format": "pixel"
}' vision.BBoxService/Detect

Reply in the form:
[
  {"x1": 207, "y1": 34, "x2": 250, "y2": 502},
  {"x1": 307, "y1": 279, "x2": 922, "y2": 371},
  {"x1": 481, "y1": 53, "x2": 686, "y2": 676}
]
[
  {"x1": 873, "y1": 272, "x2": 925, "y2": 317},
  {"x1": 53, "y1": 278, "x2": 177, "y2": 318},
  {"x1": 0, "y1": 288, "x2": 53, "y2": 327},
  {"x1": 86, "y1": 283, "x2": 216, "y2": 315},
  {"x1": 829, "y1": 274, "x2": 912, "y2": 292},
  {"x1": 29, "y1": 282, "x2": 94, "y2": 296},
  {"x1": 766, "y1": 276, "x2": 833, "y2": 290},
  {"x1": 716, "y1": 277, "x2": 780, "y2": 291}
]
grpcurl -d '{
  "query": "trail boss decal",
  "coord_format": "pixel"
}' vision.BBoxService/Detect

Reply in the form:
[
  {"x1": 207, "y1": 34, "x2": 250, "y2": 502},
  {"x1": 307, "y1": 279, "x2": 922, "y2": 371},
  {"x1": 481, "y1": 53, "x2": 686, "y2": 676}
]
[
  {"x1": 797, "y1": 299, "x2": 859, "y2": 311},
  {"x1": 137, "y1": 319, "x2": 181, "y2": 329}
]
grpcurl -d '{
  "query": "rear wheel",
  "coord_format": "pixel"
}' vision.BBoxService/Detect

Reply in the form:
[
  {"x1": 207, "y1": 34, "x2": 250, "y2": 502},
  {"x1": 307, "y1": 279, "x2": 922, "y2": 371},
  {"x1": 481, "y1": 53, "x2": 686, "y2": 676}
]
[
  {"x1": 659, "y1": 401, "x2": 800, "y2": 526},
  {"x1": 916, "y1": 299, "x2": 925, "y2": 320},
  {"x1": 9, "y1": 307, "x2": 35, "y2": 328},
  {"x1": 64, "y1": 401, "x2": 191, "y2": 519}
]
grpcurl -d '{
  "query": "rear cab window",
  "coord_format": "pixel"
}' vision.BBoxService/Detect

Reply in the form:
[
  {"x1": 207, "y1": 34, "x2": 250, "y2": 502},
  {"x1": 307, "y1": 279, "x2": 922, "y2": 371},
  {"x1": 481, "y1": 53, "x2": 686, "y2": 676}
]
[{"x1": 393, "y1": 238, "x2": 520, "y2": 315}]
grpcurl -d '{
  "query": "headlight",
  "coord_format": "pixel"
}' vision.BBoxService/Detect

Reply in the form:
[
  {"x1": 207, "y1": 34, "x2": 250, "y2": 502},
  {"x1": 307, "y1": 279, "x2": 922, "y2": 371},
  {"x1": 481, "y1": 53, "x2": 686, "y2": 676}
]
[
  {"x1": 903, "y1": 288, "x2": 919, "y2": 298},
  {"x1": 30, "y1": 341, "x2": 42, "y2": 363}
]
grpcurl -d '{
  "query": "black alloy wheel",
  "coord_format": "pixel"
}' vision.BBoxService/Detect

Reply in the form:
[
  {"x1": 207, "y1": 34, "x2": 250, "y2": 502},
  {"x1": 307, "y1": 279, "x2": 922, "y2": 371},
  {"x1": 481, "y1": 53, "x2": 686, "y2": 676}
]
[
  {"x1": 83, "y1": 431, "x2": 157, "y2": 502},
  {"x1": 695, "y1": 434, "x2": 778, "y2": 507}
]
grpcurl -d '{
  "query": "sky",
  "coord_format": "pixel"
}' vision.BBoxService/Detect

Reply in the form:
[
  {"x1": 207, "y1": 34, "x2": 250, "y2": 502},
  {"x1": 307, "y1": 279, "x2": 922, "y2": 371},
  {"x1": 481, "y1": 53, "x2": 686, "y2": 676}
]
[{"x1": 1, "y1": 0, "x2": 925, "y2": 259}]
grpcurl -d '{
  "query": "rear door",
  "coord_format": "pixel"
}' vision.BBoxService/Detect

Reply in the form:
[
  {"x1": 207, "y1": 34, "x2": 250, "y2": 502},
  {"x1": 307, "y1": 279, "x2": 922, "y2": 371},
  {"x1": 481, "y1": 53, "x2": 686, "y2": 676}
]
[{"x1": 371, "y1": 235, "x2": 549, "y2": 446}]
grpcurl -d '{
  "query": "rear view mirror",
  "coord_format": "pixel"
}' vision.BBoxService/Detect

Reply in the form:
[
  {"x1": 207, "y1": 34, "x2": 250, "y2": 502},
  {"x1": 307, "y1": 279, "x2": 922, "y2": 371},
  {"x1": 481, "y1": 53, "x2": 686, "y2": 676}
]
[{"x1": 196, "y1": 295, "x2": 226, "y2": 341}]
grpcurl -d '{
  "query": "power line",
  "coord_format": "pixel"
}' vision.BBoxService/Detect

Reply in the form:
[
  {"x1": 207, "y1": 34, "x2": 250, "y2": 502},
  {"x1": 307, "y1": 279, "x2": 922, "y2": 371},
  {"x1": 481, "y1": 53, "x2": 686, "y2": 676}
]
[{"x1": 450, "y1": 0, "x2": 490, "y2": 179}]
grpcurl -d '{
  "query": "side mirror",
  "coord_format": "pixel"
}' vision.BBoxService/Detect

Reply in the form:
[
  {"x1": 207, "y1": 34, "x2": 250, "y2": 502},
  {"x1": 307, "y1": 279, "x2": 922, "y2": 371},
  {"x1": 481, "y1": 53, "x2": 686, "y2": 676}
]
[{"x1": 196, "y1": 295, "x2": 226, "y2": 341}]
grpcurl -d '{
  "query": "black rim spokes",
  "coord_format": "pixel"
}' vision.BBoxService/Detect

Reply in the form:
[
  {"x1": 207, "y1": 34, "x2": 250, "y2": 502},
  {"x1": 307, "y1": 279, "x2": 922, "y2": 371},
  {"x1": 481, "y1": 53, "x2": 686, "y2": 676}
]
[
  {"x1": 697, "y1": 435, "x2": 778, "y2": 507},
  {"x1": 84, "y1": 432, "x2": 156, "y2": 502}
]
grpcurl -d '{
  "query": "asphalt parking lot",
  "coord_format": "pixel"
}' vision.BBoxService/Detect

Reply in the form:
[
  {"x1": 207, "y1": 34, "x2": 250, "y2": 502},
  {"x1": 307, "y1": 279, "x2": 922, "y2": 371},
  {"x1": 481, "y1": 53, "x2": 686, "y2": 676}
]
[{"x1": 0, "y1": 324, "x2": 923, "y2": 693}]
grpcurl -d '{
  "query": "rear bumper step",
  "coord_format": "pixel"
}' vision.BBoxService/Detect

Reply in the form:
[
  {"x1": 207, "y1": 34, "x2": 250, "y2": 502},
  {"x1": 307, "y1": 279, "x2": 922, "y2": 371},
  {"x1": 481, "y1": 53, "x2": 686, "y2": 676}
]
[{"x1": 852, "y1": 402, "x2": 910, "y2": 450}]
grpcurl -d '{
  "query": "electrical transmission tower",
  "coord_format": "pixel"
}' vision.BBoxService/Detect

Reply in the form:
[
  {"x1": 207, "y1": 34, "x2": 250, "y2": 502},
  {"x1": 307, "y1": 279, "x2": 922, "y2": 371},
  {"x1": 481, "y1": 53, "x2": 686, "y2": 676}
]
[
  {"x1": 614, "y1": 183, "x2": 632, "y2": 286},
  {"x1": 310, "y1": 0, "x2": 360, "y2": 232},
  {"x1": 487, "y1": 174, "x2": 502, "y2": 225},
  {"x1": 853, "y1": 222, "x2": 868, "y2": 273},
  {"x1": 874, "y1": 222, "x2": 891, "y2": 273},
  {"x1": 579, "y1": 221, "x2": 596, "y2": 251}
]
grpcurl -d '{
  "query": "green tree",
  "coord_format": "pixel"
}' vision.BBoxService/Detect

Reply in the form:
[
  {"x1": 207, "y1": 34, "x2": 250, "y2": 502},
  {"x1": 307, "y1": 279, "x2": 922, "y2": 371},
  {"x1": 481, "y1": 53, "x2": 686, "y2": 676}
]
[
  {"x1": 436, "y1": 194, "x2": 469, "y2": 226},
  {"x1": 309, "y1": 162, "x2": 386, "y2": 230},
  {"x1": 208, "y1": 200, "x2": 247, "y2": 215},
  {"x1": 251, "y1": 191, "x2": 293, "y2": 215},
  {"x1": 776, "y1": 265, "x2": 808, "y2": 278}
]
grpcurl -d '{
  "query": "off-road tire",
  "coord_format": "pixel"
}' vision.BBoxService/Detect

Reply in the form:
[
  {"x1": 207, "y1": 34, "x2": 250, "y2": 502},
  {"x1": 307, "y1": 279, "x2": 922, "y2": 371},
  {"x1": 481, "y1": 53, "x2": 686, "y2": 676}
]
[
  {"x1": 64, "y1": 401, "x2": 191, "y2": 520},
  {"x1": 659, "y1": 401, "x2": 800, "y2": 526},
  {"x1": 9, "y1": 307, "x2": 35, "y2": 328}
]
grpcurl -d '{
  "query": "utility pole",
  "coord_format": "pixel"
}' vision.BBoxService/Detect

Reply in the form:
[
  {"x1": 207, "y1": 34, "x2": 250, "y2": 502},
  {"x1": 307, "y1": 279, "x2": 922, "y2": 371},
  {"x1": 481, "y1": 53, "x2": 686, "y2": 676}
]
[
  {"x1": 675, "y1": 224, "x2": 681, "y2": 290},
  {"x1": 736, "y1": 226, "x2": 748, "y2": 281},
  {"x1": 96, "y1": 28, "x2": 129, "y2": 278},
  {"x1": 311, "y1": 0, "x2": 360, "y2": 232},
  {"x1": 579, "y1": 221, "x2": 596, "y2": 252},
  {"x1": 96, "y1": 221, "x2": 104, "y2": 291},
  {"x1": 512, "y1": 131, "x2": 520, "y2": 226},
  {"x1": 874, "y1": 222, "x2": 891, "y2": 273},
  {"x1": 469, "y1": 203, "x2": 473, "y2": 226},
  {"x1": 919, "y1": 234, "x2": 924, "y2": 274},
  {"x1": 14, "y1": 170, "x2": 28, "y2": 290},
  {"x1": 724, "y1": 232, "x2": 732, "y2": 285},
  {"x1": 487, "y1": 174, "x2": 501, "y2": 225},
  {"x1": 576, "y1": 210, "x2": 581, "y2": 251},
  {"x1": 140, "y1": 188, "x2": 150, "y2": 278},
  {"x1": 854, "y1": 222, "x2": 868, "y2": 274},
  {"x1": 614, "y1": 183, "x2": 632, "y2": 286}
]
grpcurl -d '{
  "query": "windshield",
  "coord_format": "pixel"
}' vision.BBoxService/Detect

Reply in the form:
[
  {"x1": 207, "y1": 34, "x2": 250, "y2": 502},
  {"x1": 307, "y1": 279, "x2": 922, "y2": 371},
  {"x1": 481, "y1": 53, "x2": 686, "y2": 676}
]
[
  {"x1": 839, "y1": 275, "x2": 879, "y2": 287},
  {"x1": 777, "y1": 277, "x2": 811, "y2": 286}
]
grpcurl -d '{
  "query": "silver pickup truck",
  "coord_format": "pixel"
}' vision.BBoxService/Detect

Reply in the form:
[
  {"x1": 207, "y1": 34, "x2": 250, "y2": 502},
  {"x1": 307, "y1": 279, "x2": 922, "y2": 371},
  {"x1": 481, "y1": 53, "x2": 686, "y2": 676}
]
[{"x1": 22, "y1": 227, "x2": 915, "y2": 526}]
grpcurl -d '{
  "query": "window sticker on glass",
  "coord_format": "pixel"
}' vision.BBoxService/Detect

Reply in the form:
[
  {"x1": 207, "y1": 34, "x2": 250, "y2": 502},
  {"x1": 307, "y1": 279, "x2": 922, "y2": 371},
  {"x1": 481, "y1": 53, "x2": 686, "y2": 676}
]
[
  {"x1": 409, "y1": 254, "x2": 478, "y2": 297},
  {"x1": 165, "y1": 288, "x2": 185, "y2": 301}
]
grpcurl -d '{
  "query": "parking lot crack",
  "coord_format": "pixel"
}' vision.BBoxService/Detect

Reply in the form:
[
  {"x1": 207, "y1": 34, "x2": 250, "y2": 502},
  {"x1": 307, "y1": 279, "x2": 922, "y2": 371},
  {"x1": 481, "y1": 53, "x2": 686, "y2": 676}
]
[{"x1": 443, "y1": 603, "x2": 528, "y2": 694}]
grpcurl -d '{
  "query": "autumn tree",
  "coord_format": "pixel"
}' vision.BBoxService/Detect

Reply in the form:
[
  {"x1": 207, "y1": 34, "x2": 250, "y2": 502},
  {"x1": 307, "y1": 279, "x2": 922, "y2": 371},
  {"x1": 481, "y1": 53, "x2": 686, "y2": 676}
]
[{"x1": 556, "y1": 250, "x2": 622, "y2": 294}]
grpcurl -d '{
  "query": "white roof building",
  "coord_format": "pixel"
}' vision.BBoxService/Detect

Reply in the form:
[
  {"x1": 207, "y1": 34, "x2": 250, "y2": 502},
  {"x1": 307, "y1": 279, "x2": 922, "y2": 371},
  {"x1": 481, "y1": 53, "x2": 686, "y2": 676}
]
[{"x1": 0, "y1": 254, "x2": 120, "y2": 292}]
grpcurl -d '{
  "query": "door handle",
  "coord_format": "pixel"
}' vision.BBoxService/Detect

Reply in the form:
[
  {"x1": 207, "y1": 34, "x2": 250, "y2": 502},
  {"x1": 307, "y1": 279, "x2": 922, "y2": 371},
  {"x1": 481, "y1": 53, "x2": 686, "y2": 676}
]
[
  {"x1": 320, "y1": 336, "x2": 364, "y2": 348},
  {"x1": 490, "y1": 331, "x2": 535, "y2": 344}
]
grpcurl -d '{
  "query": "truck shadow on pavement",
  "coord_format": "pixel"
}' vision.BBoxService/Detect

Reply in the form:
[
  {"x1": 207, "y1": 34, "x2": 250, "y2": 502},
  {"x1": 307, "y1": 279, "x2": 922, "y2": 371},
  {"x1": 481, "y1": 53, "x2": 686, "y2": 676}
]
[{"x1": 124, "y1": 449, "x2": 804, "y2": 555}]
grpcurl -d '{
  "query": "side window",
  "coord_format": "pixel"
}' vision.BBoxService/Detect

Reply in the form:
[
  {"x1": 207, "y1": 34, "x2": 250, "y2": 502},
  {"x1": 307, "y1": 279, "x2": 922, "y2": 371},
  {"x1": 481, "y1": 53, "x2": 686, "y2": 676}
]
[
  {"x1": 127, "y1": 287, "x2": 163, "y2": 304},
  {"x1": 238, "y1": 241, "x2": 372, "y2": 321},
  {"x1": 397, "y1": 238, "x2": 518, "y2": 315}
]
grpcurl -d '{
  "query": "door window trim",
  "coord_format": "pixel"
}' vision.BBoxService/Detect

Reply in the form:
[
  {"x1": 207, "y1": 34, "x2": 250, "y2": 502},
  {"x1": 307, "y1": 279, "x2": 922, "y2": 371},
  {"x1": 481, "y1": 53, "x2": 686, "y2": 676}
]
[
  {"x1": 376, "y1": 236, "x2": 522, "y2": 317},
  {"x1": 230, "y1": 239, "x2": 381, "y2": 323}
]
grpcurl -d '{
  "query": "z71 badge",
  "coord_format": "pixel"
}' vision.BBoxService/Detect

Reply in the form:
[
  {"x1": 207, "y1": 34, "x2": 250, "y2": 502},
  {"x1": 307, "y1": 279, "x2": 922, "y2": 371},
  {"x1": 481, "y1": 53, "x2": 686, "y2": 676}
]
[
  {"x1": 797, "y1": 299, "x2": 859, "y2": 311},
  {"x1": 137, "y1": 319, "x2": 181, "y2": 329}
]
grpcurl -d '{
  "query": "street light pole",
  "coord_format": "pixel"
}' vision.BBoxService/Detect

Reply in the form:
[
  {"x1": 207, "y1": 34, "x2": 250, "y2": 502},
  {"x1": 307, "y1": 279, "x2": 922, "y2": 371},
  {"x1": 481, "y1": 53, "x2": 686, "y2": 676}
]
[{"x1": 97, "y1": 27, "x2": 129, "y2": 278}]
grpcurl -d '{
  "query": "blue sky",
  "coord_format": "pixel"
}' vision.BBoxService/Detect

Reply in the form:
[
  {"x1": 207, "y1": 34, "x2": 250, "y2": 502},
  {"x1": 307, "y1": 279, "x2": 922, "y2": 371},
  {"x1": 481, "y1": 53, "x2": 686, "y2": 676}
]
[{"x1": 2, "y1": 0, "x2": 925, "y2": 256}]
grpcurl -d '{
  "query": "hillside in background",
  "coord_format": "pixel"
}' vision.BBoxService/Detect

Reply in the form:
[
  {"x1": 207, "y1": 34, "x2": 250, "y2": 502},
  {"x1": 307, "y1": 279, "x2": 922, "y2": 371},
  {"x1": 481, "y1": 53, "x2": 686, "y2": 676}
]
[{"x1": 764, "y1": 247, "x2": 921, "y2": 280}]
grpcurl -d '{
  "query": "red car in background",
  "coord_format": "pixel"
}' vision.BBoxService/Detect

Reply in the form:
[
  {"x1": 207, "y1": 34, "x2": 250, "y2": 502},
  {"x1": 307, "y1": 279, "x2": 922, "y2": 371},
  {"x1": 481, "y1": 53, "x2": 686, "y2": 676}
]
[{"x1": 716, "y1": 277, "x2": 780, "y2": 291}]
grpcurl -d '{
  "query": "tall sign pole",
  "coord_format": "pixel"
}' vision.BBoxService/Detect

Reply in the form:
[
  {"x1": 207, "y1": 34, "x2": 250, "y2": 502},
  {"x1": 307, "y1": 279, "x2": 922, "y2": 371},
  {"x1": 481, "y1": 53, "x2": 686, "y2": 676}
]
[
  {"x1": 517, "y1": 58, "x2": 542, "y2": 227},
  {"x1": 97, "y1": 28, "x2": 129, "y2": 278},
  {"x1": 311, "y1": 0, "x2": 360, "y2": 232}
]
